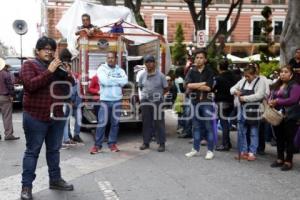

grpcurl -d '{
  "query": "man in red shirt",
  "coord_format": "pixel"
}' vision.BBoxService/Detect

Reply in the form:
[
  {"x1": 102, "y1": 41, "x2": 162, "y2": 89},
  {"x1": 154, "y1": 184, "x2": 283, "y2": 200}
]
[
  {"x1": 20, "y1": 36, "x2": 74, "y2": 200},
  {"x1": 0, "y1": 59, "x2": 20, "y2": 140}
]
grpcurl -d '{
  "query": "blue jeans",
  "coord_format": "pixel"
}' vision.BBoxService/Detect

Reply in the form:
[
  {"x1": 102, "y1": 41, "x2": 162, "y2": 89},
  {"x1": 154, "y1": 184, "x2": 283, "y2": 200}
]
[
  {"x1": 73, "y1": 106, "x2": 82, "y2": 136},
  {"x1": 95, "y1": 101, "x2": 121, "y2": 147},
  {"x1": 182, "y1": 98, "x2": 193, "y2": 136},
  {"x1": 22, "y1": 112, "x2": 65, "y2": 188},
  {"x1": 192, "y1": 104, "x2": 216, "y2": 151},
  {"x1": 237, "y1": 108, "x2": 259, "y2": 154}
]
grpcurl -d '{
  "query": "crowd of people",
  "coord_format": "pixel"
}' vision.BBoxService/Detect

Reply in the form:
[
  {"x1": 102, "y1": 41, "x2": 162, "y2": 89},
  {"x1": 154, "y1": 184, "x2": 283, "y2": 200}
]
[{"x1": 0, "y1": 13, "x2": 299, "y2": 200}]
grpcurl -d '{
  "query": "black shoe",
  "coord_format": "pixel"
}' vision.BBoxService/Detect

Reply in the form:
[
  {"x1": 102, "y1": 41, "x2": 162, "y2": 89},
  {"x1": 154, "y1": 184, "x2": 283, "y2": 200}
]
[
  {"x1": 73, "y1": 135, "x2": 83, "y2": 143},
  {"x1": 21, "y1": 187, "x2": 33, "y2": 200},
  {"x1": 270, "y1": 161, "x2": 284, "y2": 168},
  {"x1": 215, "y1": 145, "x2": 230, "y2": 151},
  {"x1": 4, "y1": 135, "x2": 20, "y2": 140},
  {"x1": 49, "y1": 178, "x2": 74, "y2": 191},
  {"x1": 270, "y1": 139, "x2": 277, "y2": 146},
  {"x1": 257, "y1": 150, "x2": 266, "y2": 155},
  {"x1": 139, "y1": 143, "x2": 149, "y2": 150},
  {"x1": 0, "y1": 135, "x2": 1, "y2": 140},
  {"x1": 178, "y1": 133, "x2": 192, "y2": 138},
  {"x1": 281, "y1": 163, "x2": 293, "y2": 171},
  {"x1": 157, "y1": 144, "x2": 165, "y2": 152}
]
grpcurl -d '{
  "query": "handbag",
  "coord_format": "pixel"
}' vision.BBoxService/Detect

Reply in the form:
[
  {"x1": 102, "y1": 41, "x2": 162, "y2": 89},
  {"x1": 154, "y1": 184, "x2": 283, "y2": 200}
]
[
  {"x1": 174, "y1": 93, "x2": 185, "y2": 114},
  {"x1": 262, "y1": 100, "x2": 284, "y2": 126}
]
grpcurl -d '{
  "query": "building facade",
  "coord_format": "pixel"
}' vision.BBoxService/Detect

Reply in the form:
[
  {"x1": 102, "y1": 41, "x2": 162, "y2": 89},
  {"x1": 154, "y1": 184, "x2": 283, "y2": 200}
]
[{"x1": 45, "y1": 0, "x2": 288, "y2": 56}]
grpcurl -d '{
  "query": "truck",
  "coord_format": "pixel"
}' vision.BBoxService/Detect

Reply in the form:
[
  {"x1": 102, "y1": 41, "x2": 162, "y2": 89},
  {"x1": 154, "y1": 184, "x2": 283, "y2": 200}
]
[{"x1": 62, "y1": 21, "x2": 170, "y2": 126}]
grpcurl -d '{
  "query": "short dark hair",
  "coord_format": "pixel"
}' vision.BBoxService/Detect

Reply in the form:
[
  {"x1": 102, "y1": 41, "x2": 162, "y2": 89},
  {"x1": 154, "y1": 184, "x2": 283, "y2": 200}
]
[
  {"x1": 244, "y1": 65, "x2": 257, "y2": 75},
  {"x1": 107, "y1": 51, "x2": 117, "y2": 58},
  {"x1": 295, "y1": 48, "x2": 300, "y2": 52},
  {"x1": 194, "y1": 49, "x2": 207, "y2": 59},
  {"x1": 82, "y1": 13, "x2": 90, "y2": 20},
  {"x1": 35, "y1": 36, "x2": 57, "y2": 51},
  {"x1": 59, "y1": 48, "x2": 72, "y2": 62},
  {"x1": 218, "y1": 59, "x2": 229, "y2": 71}
]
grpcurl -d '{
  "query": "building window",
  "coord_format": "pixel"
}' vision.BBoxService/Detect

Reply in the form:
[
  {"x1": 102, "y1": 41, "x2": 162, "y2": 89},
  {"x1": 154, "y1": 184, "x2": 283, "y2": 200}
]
[
  {"x1": 272, "y1": 0, "x2": 285, "y2": 4},
  {"x1": 215, "y1": 0, "x2": 230, "y2": 3},
  {"x1": 152, "y1": 14, "x2": 167, "y2": 37},
  {"x1": 216, "y1": 16, "x2": 231, "y2": 41},
  {"x1": 154, "y1": 19, "x2": 164, "y2": 35},
  {"x1": 251, "y1": 0, "x2": 261, "y2": 4},
  {"x1": 218, "y1": 20, "x2": 228, "y2": 35},
  {"x1": 274, "y1": 20, "x2": 284, "y2": 42},
  {"x1": 252, "y1": 21, "x2": 261, "y2": 42}
]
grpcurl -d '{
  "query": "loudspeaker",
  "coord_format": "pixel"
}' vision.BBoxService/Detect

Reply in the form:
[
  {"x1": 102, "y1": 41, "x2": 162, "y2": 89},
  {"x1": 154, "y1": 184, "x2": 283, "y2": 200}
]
[{"x1": 13, "y1": 20, "x2": 28, "y2": 35}]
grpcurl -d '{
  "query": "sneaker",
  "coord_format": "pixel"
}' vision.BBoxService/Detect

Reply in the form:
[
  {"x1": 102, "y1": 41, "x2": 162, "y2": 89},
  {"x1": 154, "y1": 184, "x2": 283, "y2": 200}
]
[
  {"x1": 185, "y1": 149, "x2": 200, "y2": 158},
  {"x1": 270, "y1": 160, "x2": 284, "y2": 168},
  {"x1": 49, "y1": 178, "x2": 74, "y2": 191},
  {"x1": 73, "y1": 135, "x2": 83, "y2": 143},
  {"x1": 4, "y1": 135, "x2": 20, "y2": 140},
  {"x1": 63, "y1": 140, "x2": 77, "y2": 146},
  {"x1": 234, "y1": 152, "x2": 249, "y2": 160},
  {"x1": 139, "y1": 143, "x2": 150, "y2": 150},
  {"x1": 247, "y1": 153, "x2": 256, "y2": 161},
  {"x1": 20, "y1": 186, "x2": 33, "y2": 200},
  {"x1": 90, "y1": 146, "x2": 102, "y2": 154},
  {"x1": 200, "y1": 140, "x2": 207, "y2": 146},
  {"x1": 205, "y1": 151, "x2": 214, "y2": 160},
  {"x1": 157, "y1": 144, "x2": 165, "y2": 152},
  {"x1": 176, "y1": 128, "x2": 183, "y2": 134},
  {"x1": 110, "y1": 144, "x2": 120, "y2": 152}
]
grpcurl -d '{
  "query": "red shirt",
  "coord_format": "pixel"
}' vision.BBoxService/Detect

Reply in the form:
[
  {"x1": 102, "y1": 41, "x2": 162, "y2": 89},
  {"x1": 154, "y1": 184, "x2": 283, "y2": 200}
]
[
  {"x1": 88, "y1": 75, "x2": 100, "y2": 101},
  {"x1": 20, "y1": 59, "x2": 70, "y2": 121}
]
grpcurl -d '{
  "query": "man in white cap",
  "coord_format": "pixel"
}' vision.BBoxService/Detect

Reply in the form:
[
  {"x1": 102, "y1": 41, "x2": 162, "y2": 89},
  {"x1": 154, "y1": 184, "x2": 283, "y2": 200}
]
[{"x1": 0, "y1": 58, "x2": 20, "y2": 140}]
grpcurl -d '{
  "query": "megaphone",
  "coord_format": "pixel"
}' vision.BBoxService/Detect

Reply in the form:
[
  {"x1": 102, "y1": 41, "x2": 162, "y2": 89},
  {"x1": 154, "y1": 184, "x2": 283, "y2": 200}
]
[{"x1": 13, "y1": 20, "x2": 28, "y2": 35}]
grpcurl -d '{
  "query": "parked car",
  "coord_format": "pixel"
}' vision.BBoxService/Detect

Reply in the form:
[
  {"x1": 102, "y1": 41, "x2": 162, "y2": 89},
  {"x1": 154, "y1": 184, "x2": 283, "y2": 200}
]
[{"x1": 5, "y1": 56, "x2": 29, "y2": 104}]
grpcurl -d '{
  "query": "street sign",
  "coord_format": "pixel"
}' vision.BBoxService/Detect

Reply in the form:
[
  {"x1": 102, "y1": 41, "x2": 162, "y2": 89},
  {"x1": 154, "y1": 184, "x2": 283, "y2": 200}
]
[{"x1": 197, "y1": 30, "x2": 206, "y2": 48}]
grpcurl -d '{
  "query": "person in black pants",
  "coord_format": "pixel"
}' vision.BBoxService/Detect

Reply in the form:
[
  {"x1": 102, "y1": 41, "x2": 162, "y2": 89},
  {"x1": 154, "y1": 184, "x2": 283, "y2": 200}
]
[{"x1": 214, "y1": 59, "x2": 237, "y2": 151}]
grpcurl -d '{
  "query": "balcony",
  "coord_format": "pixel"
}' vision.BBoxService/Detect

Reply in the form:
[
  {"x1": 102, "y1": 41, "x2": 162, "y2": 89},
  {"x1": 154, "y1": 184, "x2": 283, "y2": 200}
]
[{"x1": 272, "y1": 0, "x2": 285, "y2": 4}]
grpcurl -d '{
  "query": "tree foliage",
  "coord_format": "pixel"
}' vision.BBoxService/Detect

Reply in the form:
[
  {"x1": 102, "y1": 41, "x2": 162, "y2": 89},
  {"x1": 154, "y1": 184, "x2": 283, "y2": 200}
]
[
  {"x1": 280, "y1": 0, "x2": 300, "y2": 65},
  {"x1": 184, "y1": 0, "x2": 243, "y2": 47},
  {"x1": 96, "y1": 0, "x2": 147, "y2": 28},
  {"x1": 259, "y1": 6, "x2": 276, "y2": 62},
  {"x1": 172, "y1": 23, "x2": 186, "y2": 65},
  {"x1": 124, "y1": 0, "x2": 147, "y2": 28},
  {"x1": 0, "y1": 40, "x2": 9, "y2": 57}
]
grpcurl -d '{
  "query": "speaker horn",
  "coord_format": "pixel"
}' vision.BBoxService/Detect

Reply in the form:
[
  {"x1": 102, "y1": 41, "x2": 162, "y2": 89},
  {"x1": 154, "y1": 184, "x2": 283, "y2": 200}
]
[{"x1": 13, "y1": 20, "x2": 28, "y2": 35}]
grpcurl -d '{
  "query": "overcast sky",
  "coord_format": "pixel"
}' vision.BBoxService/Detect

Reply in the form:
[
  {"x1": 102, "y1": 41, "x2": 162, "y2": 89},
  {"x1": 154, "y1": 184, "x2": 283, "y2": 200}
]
[{"x1": 0, "y1": 0, "x2": 41, "y2": 57}]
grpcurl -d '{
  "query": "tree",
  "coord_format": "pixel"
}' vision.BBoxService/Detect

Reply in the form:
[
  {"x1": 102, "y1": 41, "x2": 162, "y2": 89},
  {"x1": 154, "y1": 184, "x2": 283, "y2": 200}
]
[
  {"x1": 184, "y1": 0, "x2": 243, "y2": 48},
  {"x1": 259, "y1": 6, "x2": 276, "y2": 63},
  {"x1": 124, "y1": 0, "x2": 147, "y2": 28},
  {"x1": 172, "y1": 23, "x2": 186, "y2": 65},
  {"x1": 280, "y1": 0, "x2": 300, "y2": 65}
]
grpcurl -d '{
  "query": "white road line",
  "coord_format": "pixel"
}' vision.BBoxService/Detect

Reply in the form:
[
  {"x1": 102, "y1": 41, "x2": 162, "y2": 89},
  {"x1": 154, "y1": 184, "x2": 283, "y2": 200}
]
[
  {"x1": 98, "y1": 181, "x2": 120, "y2": 200},
  {"x1": 0, "y1": 142, "x2": 146, "y2": 200}
]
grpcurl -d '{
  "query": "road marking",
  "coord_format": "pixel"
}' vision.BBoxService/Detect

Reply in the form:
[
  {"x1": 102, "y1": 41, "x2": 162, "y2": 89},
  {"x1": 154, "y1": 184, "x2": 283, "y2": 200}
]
[
  {"x1": 0, "y1": 142, "x2": 146, "y2": 200},
  {"x1": 98, "y1": 181, "x2": 120, "y2": 200}
]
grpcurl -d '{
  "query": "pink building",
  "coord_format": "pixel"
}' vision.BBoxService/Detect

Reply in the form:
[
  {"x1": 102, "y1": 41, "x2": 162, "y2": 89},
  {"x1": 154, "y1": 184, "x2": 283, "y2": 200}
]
[{"x1": 45, "y1": 0, "x2": 288, "y2": 56}]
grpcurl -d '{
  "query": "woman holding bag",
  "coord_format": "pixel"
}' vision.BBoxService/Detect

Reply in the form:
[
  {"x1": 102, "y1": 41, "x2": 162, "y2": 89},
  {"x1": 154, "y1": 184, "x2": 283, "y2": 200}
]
[
  {"x1": 230, "y1": 66, "x2": 266, "y2": 161},
  {"x1": 268, "y1": 65, "x2": 300, "y2": 171}
]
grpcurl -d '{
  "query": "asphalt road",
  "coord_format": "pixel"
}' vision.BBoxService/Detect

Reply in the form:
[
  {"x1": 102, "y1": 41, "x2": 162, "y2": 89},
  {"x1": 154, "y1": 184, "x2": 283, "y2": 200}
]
[{"x1": 0, "y1": 106, "x2": 300, "y2": 200}]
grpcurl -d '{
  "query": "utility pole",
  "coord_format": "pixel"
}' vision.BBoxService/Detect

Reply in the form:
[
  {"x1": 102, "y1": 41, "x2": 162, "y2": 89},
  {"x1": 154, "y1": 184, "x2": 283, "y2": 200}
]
[
  {"x1": 197, "y1": 0, "x2": 206, "y2": 48},
  {"x1": 200, "y1": 0, "x2": 206, "y2": 30}
]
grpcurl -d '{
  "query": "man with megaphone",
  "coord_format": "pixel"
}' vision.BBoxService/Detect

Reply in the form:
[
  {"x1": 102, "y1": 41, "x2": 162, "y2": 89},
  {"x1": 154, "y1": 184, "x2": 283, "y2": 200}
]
[{"x1": 20, "y1": 36, "x2": 74, "y2": 200}]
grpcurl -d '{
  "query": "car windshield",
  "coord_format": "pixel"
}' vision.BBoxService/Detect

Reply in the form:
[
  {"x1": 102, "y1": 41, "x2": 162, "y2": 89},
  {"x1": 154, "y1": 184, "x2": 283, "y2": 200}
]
[{"x1": 5, "y1": 58, "x2": 25, "y2": 71}]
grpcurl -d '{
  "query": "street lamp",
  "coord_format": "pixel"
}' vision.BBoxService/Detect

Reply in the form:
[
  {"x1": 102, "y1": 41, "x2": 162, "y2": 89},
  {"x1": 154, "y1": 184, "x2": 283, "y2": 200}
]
[{"x1": 186, "y1": 42, "x2": 195, "y2": 58}]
